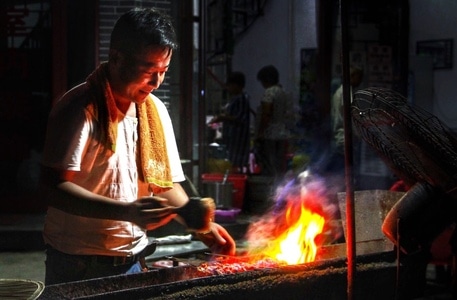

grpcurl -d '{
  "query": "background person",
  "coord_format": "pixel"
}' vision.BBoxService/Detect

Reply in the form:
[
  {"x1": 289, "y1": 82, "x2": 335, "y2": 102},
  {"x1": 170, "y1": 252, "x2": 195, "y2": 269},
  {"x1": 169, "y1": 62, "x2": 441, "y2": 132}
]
[
  {"x1": 208, "y1": 72, "x2": 251, "y2": 173},
  {"x1": 330, "y1": 66, "x2": 364, "y2": 155},
  {"x1": 326, "y1": 66, "x2": 364, "y2": 180},
  {"x1": 40, "y1": 7, "x2": 235, "y2": 285},
  {"x1": 254, "y1": 65, "x2": 292, "y2": 178}
]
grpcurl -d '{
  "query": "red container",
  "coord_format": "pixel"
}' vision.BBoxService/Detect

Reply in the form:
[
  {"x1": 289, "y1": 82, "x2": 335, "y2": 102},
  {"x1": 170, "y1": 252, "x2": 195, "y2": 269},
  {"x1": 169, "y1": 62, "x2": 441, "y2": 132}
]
[{"x1": 201, "y1": 173, "x2": 247, "y2": 209}]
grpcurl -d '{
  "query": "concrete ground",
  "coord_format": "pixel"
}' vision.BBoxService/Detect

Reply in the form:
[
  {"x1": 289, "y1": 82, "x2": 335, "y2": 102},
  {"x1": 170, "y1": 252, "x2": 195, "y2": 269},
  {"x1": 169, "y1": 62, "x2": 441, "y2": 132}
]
[{"x1": 0, "y1": 250, "x2": 45, "y2": 282}]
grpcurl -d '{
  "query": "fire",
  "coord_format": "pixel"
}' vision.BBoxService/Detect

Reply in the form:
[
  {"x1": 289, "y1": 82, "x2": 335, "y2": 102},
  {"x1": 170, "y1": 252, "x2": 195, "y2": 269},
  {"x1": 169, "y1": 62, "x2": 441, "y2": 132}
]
[
  {"x1": 243, "y1": 171, "x2": 336, "y2": 266},
  {"x1": 262, "y1": 205, "x2": 325, "y2": 264},
  {"x1": 198, "y1": 173, "x2": 334, "y2": 276}
]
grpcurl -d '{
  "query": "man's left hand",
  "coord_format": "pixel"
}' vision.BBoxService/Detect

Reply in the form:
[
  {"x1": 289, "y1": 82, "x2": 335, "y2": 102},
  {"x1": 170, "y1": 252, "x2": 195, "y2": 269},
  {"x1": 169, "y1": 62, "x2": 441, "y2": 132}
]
[{"x1": 196, "y1": 222, "x2": 236, "y2": 256}]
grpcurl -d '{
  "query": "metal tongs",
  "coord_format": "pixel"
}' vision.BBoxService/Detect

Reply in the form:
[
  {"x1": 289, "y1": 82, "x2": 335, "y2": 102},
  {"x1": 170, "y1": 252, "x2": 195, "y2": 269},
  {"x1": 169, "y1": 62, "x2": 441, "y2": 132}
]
[{"x1": 165, "y1": 256, "x2": 199, "y2": 267}]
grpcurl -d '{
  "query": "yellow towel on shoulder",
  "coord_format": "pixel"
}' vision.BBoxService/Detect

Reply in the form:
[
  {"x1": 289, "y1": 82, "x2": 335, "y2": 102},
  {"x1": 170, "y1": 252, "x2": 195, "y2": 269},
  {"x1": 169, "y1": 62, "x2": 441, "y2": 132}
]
[{"x1": 86, "y1": 63, "x2": 173, "y2": 194}]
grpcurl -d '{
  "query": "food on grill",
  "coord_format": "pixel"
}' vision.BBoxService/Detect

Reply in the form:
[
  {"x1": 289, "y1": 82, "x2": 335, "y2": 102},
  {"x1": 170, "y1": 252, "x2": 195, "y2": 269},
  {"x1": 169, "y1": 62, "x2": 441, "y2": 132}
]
[
  {"x1": 197, "y1": 257, "x2": 283, "y2": 275},
  {"x1": 174, "y1": 197, "x2": 215, "y2": 232}
]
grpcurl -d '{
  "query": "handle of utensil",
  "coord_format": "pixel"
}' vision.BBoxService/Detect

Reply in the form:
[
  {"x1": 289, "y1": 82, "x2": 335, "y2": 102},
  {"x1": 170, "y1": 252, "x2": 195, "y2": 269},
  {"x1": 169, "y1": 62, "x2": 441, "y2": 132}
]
[{"x1": 222, "y1": 169, "x2": 229, "y2": 184}]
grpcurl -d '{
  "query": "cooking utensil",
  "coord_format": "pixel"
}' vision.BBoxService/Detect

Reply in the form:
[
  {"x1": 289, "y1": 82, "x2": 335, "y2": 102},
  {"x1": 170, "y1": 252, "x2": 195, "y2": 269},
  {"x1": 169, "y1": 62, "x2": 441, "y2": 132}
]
[
  {"x1": 204, "y1": 181, "x2": 233, "y2": 208},
  {"x1": 164, "y1": 256, "x2": 199, "y2": 267},
  {"x1": 204, "y1": 170, "x2": 233, "y2": 208},
  {"x1": 222, "y1": 169, "x2": 229, "y2": 184}
]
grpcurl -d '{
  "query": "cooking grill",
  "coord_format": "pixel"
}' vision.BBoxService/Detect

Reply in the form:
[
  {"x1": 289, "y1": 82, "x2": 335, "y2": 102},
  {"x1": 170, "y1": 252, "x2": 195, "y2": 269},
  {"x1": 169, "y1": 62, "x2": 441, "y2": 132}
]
[
  {"x1": 38, "y1": 86, "x2": 457, "y2": 299},
  {"x1": 39, "y1": 249, "x2": 397, "y2": 299},
  {"x1": 37, "y1": 106, "x2": 412, "y2": 300}
]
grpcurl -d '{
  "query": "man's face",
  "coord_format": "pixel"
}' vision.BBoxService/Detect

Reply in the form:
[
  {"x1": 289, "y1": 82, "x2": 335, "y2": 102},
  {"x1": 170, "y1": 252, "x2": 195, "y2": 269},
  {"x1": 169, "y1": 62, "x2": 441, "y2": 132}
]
[{"x1": 111, "y1": 46, "x2": 172, "y2": 104}]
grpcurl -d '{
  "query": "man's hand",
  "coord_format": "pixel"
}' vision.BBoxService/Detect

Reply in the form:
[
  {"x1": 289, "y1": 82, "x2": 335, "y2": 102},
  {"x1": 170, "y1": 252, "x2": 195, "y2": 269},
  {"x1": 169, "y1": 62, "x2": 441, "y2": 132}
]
[
  {"x1": 130, "y1": 197, "x2": 177, "y2": 230},
  {"x1": 196, "y1": 222, "x2": 236, "y2": 256}
]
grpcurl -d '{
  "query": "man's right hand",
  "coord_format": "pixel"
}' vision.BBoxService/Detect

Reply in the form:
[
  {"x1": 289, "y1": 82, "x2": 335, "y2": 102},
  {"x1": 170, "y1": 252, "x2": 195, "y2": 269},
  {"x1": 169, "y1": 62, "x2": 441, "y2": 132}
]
[{"x1": 131, "y1": 197, "x2": 177, "y2": 230}]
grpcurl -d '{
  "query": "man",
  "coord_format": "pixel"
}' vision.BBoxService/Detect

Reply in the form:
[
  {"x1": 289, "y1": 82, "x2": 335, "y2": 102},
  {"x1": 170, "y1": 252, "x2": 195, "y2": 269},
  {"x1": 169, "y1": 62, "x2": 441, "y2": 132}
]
[
  {"x1": 41, "y1": 8, "x2": 235, "y2": 285},
  {"x1": 326, "y1": 66, "x2": 364, "y2": 188},
  {"x1": 209, "y1": 72, "x2": 251, "y2": 173},
  {"x1": 331, "y1": 66, "x2": 364, "y2": 154}
]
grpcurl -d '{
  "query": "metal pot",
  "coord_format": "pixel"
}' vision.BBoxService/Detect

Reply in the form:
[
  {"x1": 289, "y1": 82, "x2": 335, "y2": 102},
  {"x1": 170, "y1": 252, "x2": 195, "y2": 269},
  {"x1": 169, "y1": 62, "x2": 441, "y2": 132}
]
[{"x1": 203, "y1": 182, "x2": 234, "y2": 208}]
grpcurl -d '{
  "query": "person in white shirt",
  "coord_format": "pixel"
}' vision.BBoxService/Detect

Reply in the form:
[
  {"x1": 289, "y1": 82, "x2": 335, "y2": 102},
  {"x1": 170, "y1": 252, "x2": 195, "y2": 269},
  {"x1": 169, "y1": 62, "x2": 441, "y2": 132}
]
[{"x1": 41, "y1": 7, "x2": 235, "y2": 285}]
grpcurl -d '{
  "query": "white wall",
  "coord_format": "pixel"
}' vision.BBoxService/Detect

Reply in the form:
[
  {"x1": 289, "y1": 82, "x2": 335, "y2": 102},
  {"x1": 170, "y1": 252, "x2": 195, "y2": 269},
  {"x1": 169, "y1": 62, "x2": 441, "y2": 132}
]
[
  {"x1": 232, "y1": 0, "x2": 317, "y2": 112},
  {"x1": 233, "y1": 0, "x2": 457, "y2": 131},
  {"x1": 409, "y1": 0, "x2": 457, "y2": 130}
]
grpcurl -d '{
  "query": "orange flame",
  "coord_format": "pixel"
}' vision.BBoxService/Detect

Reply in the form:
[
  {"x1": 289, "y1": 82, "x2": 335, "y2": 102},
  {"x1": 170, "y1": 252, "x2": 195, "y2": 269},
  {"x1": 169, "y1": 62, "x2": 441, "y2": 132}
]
[{"x1": 262, "y1": 205, "x2": 325, "y2": 265}]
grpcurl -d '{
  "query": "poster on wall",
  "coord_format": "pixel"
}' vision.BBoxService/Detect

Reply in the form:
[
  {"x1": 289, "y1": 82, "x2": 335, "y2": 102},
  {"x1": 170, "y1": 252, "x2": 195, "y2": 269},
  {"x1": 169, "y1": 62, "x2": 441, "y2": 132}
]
[
  {"x1": 416, "y1": 39, "x2": 453, "y2": 70},
  {"x1": 367, "y1": 44, "x2": 393, "y2": 88}
]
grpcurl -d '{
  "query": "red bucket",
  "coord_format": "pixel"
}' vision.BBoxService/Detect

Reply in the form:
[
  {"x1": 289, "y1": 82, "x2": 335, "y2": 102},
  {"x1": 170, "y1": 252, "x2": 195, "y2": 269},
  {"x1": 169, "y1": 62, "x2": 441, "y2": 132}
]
[{"x1": 201, "y1": 173, "x2": 247, "y2": 209}]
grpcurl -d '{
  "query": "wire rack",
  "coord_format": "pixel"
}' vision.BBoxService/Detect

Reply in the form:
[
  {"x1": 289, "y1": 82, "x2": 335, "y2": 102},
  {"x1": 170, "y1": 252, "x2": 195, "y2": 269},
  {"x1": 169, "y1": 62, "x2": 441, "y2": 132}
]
[{"x1": 352, "y1": 87, "x2": 457, "y2": 194}]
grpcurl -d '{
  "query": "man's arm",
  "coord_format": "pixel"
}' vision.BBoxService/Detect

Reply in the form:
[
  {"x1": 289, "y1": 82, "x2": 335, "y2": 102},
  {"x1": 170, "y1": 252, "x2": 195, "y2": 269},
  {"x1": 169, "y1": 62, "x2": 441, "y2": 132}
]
[
  {"x1": 40, "y1": 166, "x2": 175, "y2": 228},
  {"x1": 155, "y1": 182, "x2": 189, "y2": 207}
]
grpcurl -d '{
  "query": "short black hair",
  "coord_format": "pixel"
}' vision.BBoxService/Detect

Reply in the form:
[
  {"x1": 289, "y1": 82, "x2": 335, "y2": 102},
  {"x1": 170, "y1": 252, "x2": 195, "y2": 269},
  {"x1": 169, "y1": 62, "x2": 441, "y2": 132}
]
[
  {"x1": 257, "y1": 65, "x2": 279, "y2": 85},
  {"x1": 110, "y1": 8, "x2": 178, "y2": 55},
  {"x1": 226, "y1": 71, "x2": 246, "y2": 88}
]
